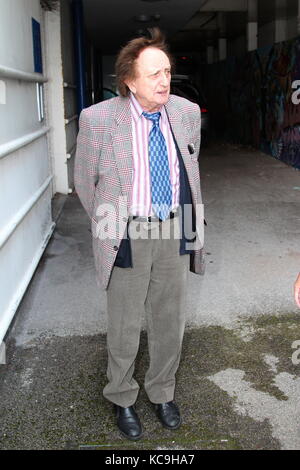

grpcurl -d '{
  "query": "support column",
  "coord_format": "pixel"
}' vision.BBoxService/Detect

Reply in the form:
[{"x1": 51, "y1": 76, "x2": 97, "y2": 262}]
[
  {"x1": 207, "y1": 45, "x2": 214, "y2": 65},
  {"x1": 219, "y1": 38, "x2": 227, "y2": 61},
  {"x1": 275, "y1": 0, "x2": 287, "y2": 43},
  {"x1": 218, "y1": 12, "x2": 227, "y2": 61},
  {"x1": 72, "y1": 0, "x2": 87, "y2": 114},
  {"x1": 247, "y1": 0, "x2": 258, "y2": 52},
  {"x1": 44, "y1": 4, "x2": 69, "y2": 194}
]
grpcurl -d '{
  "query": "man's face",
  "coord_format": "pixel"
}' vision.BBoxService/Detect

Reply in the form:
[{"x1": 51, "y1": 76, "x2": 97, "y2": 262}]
[{"x1": 126, "y1": 47, "x2": 171, "y2": 112}]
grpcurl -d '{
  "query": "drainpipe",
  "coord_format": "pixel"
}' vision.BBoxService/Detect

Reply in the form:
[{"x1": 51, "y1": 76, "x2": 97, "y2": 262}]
[{"x1": 72, "y1": 0, "x2": 86, "y2": 114}]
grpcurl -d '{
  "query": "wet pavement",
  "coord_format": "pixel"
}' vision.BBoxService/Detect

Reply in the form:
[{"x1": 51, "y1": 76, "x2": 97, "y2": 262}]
[{"x1": 0, "y1": 143, "x2": 299, "y2": 450}]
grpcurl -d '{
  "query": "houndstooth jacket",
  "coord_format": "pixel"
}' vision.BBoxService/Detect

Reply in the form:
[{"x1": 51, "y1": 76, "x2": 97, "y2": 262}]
[{"x1": 74, "y1": 94, "x2": 205, "y2": 289}]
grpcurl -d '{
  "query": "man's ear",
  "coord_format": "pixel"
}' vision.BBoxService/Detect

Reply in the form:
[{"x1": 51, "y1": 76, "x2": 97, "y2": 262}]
[{"x1": 125, "y1": 78, "x2": 136, "y2": 95}]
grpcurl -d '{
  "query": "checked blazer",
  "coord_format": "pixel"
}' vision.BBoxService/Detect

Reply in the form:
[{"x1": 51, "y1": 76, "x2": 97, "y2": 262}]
[{"x1": 74, "y1": 94, "x2": 205, "y2": 290}]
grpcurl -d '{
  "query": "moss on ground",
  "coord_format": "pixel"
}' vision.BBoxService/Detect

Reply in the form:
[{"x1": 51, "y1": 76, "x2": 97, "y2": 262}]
[{"x1": 0, "y1": 313, "x2": 299, "y2": 449}]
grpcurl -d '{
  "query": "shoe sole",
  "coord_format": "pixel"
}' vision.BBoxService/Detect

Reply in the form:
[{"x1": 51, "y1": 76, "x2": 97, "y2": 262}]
[{"x1": 119, "y1": 428, "x2": 143, "y2": 441}]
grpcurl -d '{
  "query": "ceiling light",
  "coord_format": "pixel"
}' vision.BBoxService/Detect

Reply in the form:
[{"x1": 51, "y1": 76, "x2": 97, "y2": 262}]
[
  {"x1": 152, "y1": 13, "x2": 161, "y2": 21},
  {"x1": 134, "y1": 13, "x2": 161, "y2": 23},
  {"x1": 135, "y1": 14, "x2": 151, "y2": 22},
  {"x1": 135, "y1": 28, "x2": 147, "y2": 36}
]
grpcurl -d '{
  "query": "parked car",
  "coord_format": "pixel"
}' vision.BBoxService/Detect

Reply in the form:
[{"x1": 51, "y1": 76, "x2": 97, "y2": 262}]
[
  {"x1": 102, "y1": 87, "x2": 118, "y2": 101},
  {"x1": 171, "y1": 74, "x2": 209, "y2": 146}
]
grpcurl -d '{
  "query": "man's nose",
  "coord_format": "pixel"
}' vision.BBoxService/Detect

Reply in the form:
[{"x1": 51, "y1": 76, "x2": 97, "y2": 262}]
[{"x1": 161, "y1": 73, "x2": 169, "y2": 87}]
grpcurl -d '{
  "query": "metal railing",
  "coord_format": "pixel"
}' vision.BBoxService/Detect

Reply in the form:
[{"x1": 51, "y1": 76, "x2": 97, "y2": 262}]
[
  {"x1": 0, "y1": 64, "x2": 47, "y2": 83},
  {"x1": 0, "y1": 127, "x2": 50, "y2": 160},
  {"x1": 0, "y1": 174, "x2": 53, "y2": 250}
]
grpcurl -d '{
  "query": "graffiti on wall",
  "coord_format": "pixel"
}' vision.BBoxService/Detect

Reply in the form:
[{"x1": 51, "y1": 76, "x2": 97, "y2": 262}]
[{"x1": 204, "y1": 37, "x2": 300, "y2": 169}]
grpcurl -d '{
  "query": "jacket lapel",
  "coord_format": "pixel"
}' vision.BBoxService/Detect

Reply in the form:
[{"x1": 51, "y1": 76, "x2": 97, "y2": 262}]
[
  {"x1": 165, "y1": 99, "x2": 190, "y2": 163},
  {"x1": 112, "y1": 97, "x2": 134, "y2": 210},
  {"x1": 111, "y1": 95, "x2": 198, "y2": 213},
  {"x1": 165, "y1": 98, "x2": 198, "y2": 208}
]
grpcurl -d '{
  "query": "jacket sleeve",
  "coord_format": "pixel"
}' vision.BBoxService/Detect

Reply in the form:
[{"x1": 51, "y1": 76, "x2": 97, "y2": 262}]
[
  {"x1": 192, "y1": 103, "x2": 201, "y2": 158},
  {"x1": 190, "y1": 103, "x2": 206, "y2": 275},
  {"x1": 74, "y1": 109, "x2": 100, "y2": 219}
]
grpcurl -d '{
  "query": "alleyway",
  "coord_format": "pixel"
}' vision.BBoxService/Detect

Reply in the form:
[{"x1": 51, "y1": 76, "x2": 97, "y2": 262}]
[{"x1": 0, "y1": 143, "x2": 299, "y2": 450}]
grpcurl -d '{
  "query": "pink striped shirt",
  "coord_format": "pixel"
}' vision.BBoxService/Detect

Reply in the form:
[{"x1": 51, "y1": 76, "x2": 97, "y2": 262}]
[{"x1": 129, "y1": 93, "x2": 180, "y2": 217}]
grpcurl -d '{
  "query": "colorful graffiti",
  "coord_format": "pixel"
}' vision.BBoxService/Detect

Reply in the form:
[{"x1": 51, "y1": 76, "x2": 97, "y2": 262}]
[{"x1": 203, "y1": 37, "x2": 300, "y2": 169}]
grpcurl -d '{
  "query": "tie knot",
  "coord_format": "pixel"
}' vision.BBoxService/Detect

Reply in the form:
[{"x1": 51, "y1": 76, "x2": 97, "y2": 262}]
[{"x1": 142, "y1": 111, "x2": 161, "y2": 126}]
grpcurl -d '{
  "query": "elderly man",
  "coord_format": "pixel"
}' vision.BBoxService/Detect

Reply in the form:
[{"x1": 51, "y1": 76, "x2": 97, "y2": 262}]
[{"x1": 74, "y1": 28, "x2": 205, "y2": 441}]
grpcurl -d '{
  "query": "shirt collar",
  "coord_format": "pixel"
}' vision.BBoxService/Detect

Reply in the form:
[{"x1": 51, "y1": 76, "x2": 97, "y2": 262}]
[{"x1": 130, "y1": 92, "x2": 166, "y2": 124}]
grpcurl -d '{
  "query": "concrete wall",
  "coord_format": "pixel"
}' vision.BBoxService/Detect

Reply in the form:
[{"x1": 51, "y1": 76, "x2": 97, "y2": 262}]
[
  {"x1": 258, "y1": 0, "x2": 299, "y2": 48},
  {"x1": 217, "y1": 0, "x2": 299, "y2": 61},
  {"x1": 0, "y1": 0, "x2": 54, "y2": 345},
  {"x1": 258, "y1": 18, "x2": 299, "y2": 48}
]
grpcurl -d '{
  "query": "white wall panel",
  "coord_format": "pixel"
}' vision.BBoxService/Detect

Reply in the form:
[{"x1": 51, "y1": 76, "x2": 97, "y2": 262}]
[
  {"x1": 0, "y1": 0, "x2": 41, "y2": 73},
  {"x1": 0, "y1": 137, "x2": 50, "y2": 231},
  {"x1": 0, "y1": 0, "x2": 53, "y2": 344},
  {"x1": 0, "y1": 186, "x2": 54, "y2": 343},
  {"x1": 0, "y1": 80, "x2": 43, "y2": 145}
]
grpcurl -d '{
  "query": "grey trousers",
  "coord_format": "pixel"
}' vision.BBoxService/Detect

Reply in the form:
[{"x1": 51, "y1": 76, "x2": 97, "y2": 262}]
[{"x1": 103, "y1": 217, "x2": 189, "y2": 407}]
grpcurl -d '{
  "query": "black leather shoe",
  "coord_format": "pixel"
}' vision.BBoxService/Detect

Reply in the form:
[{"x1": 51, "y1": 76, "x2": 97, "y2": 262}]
[
  {"x1": 114, "y1": 405, "x2": 143, "y2": 440},
  {"x1": 153, "y1": 401, "x2": 181, "y2": 430}
]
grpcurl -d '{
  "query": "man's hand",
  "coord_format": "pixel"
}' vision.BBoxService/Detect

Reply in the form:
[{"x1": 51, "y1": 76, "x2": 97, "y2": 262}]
[{"x1": 294, "y1": 273, "x2": 300, "y2": 308}]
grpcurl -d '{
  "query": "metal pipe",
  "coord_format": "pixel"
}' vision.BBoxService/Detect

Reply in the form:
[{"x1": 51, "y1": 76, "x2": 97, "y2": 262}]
[
  {"x1": 66, "y1": 143, "x2": 77, "y2": 159},
  {"x1": 65, "y1": 114, "x2": 78, "y2": 125},
  {"x1": 0, "y1": 64, "x2": 47, "y2": 83},
  {"x1": 0, "y1": 127, "x2": 50, "y2": 160},
  {"x1": 63, "y1": 82, "x2": 77, "y2": 89}
]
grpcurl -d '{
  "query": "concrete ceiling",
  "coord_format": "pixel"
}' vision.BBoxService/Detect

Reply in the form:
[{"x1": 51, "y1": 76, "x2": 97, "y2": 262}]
[
  {"x1": 82, "y1": 0, "x2": 298, "y2": 55},
  {"x1": 83, "y1": 0, "x2": 202, "y2": 53}
]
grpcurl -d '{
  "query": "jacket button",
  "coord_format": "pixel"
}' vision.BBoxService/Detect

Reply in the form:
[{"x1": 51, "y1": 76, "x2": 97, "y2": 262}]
[{"x1": 113, "y1": 246, "x2": 118, "y2": 251}]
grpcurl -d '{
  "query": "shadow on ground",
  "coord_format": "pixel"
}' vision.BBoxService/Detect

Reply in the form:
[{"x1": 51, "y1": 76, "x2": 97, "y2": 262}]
[{"x1": 0, "y1": 313, "x2": 299, "y2": 450}]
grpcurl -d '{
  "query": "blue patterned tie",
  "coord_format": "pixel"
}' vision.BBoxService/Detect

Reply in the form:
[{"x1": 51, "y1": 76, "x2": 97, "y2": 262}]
[{"x1": 142, "y1": 111, "x2": 172, "y2": 221}]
